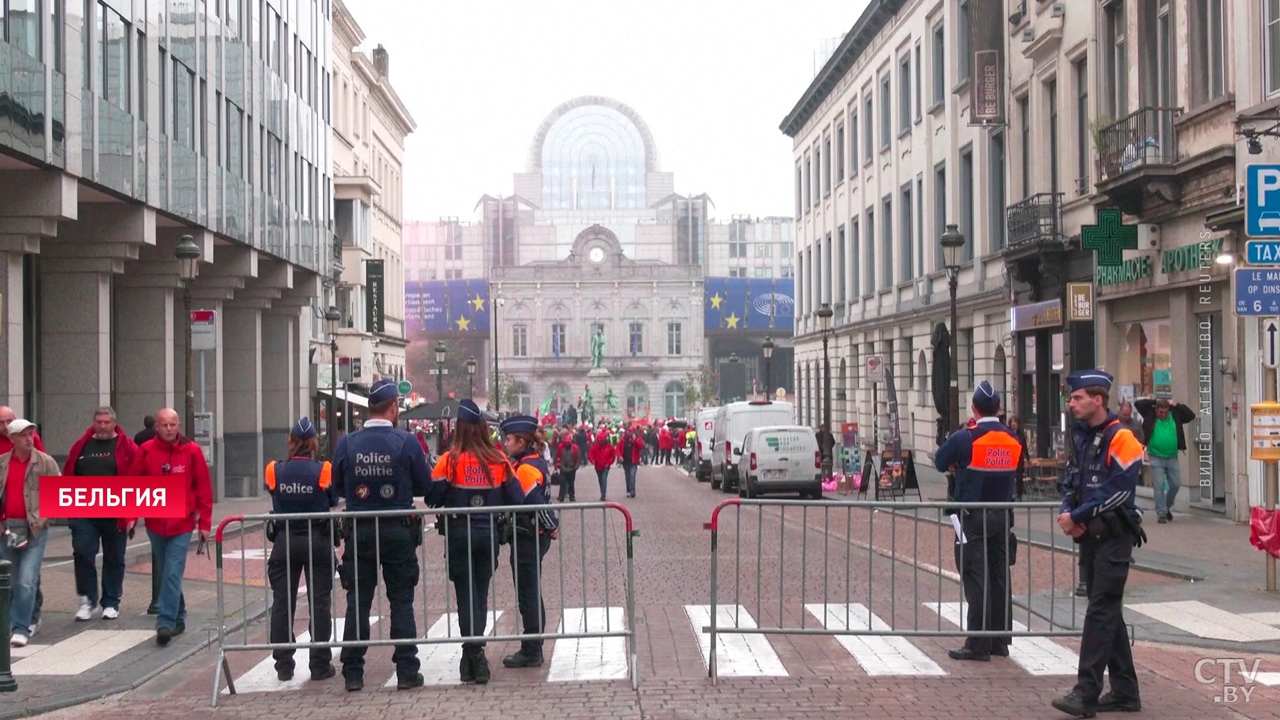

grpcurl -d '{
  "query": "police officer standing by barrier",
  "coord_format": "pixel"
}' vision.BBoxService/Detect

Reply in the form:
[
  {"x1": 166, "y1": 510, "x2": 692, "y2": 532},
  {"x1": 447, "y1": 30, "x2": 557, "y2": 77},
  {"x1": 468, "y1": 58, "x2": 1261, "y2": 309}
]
[
  {"x1": 499, "y1": 417, "x2": 559, "y2": 669},
  {"x1": 334, "y1": 379, "x2": 431, "y2": 692},
  {"x1": 1052, "y1": 370, "x2": 1146, "y2": 718},
  {"x1": 427, "y1": 400, "x2": 536, "y2": 684},
  {"x1": 265, "y1": 418, "x2": 338, "y2": 683},
  {"x1": 934, "y1": 381, "x2": 1021, "y2": 662}
]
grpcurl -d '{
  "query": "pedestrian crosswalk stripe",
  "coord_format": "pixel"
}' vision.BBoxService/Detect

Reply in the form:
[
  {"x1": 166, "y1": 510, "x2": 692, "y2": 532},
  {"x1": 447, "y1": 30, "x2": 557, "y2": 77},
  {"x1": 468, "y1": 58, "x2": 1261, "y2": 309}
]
[
  {"x1": 1128, "y1": 601, "x2": 1280, "y2": 643},
  {"x1": 547, "y1": 607, "x2": 629, "y2": 682},
  {"x1": 924, "y1": 602, "x2": 1078, "y2": 675},
  {"x1": 10, "y1": 643, "x2": 47, "y2": 658},
  {"x1": 14, "y1": 630, "x2": 154, "y2": 676},
  {"x1": 1248, "y1": 671, "x2": 1280, "y2": 686},
  {"x1": 381, "y1": 612, "x2": 503, "y2": 687},
  {"x1": 684, "y1": 605, "x2": 788, "y2": 677},
  {"x1": 1241, "y1": 612, "x2": 1280, "y2": 627},
  {"x1": 224, "y1": 618, "x2": 379, "y2": 694},
  {"x1": 803, "y1": 603, "x2": 946, "y2": 676}
]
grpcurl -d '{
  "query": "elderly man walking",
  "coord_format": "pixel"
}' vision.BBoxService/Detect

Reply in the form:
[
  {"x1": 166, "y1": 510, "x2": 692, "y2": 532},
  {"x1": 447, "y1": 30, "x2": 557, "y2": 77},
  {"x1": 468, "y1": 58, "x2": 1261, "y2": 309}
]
[{"x1": 0, "y1": 419, "x2": 60, "y2": 647}]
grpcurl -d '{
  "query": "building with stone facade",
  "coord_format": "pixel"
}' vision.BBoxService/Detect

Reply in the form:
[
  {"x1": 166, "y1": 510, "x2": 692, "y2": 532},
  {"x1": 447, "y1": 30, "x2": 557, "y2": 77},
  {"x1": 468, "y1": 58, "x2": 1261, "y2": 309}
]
[
  {"x1": 0, "y1": 0, "x2": 336, "y2": 499},
  {"x1": 783, "y1": 0, "x2": 1014, "y2": 459},
  {"x1": 326, "y1": 0, "x2": 415, "y2": 405}
]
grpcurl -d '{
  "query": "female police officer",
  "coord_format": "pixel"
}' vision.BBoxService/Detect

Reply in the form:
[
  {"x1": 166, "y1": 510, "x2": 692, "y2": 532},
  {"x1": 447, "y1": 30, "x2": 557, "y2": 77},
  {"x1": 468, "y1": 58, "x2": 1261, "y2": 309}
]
[
  {"x1": 264, "y1": 417, "x2": 338, "y2": 683},
  {"x1": 426, "y1": 400, "x2": 537, "y2": 684},
  {"x1": 498, "y1": 418, "x2": 559, "y2": 669}
]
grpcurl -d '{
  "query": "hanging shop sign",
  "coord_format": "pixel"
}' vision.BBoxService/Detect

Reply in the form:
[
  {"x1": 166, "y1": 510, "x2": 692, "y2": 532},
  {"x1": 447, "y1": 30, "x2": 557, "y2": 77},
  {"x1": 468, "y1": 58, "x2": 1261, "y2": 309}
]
[
  {"x1": 1067, "y1": 283, "x2": 1094, "y2": 321},
  {"x1": 1096, "y1": 256, "x2": 1153, "y2": 286}
]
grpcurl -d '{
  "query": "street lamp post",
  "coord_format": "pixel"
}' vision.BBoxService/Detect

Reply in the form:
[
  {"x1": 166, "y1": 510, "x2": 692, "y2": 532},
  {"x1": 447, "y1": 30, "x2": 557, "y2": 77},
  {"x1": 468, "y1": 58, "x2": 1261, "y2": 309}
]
[
  {"x1": 175, "y1": 235, "x2": 201, "y2": 441},
  {"x1": 940, "y1": 224, "x2": 967, "y2": 434},
  {"x1": 434, "y1": 340, "x2": 448, "y2": 402},
  {"x1": 493, "y1": 296, "x2": 504, "y2": 414},
  {"x1": 816, "y1": 303, "x2": 834, "y2": 477},
  {"x1": 325, "y1": 306, "x2": 341, "y2": 459},
  {"x1": 466, "y1": 355, "x2": 477, "y2": 398},
  {"x1": 762, "y1": 336, "x2": 774, "y2": 401}
]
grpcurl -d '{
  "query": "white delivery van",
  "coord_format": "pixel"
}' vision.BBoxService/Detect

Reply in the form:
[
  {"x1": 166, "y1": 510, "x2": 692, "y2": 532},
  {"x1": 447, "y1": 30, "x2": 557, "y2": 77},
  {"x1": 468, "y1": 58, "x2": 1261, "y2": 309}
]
[
  {"x1": 711, "y1": 400, "x2": 795, "y2": 493},
  {"x1": 736, "y1": 426, "x2": 822, "y2": 499},
  {"x1": 694, "y1": 408, "x2": 718, "y2": 482}
]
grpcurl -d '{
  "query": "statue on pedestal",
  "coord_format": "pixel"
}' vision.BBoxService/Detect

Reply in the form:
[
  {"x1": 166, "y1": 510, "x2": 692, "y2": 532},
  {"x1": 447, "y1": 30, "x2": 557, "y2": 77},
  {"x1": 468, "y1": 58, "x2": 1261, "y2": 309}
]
[{"x1": 590, "y1": 328, "x2": 606, "y2": 369}]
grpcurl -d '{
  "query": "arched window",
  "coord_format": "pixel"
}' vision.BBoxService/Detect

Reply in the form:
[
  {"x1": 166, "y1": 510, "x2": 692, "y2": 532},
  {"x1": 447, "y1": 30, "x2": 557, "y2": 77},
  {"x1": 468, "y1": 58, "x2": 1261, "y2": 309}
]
[
  {"x1": 513, "y1": 382, "x2": 532, "y2": 415},
  {"x1": 547, "y1": 382, "x2": 571, "y2": 413},
  {"x1": 664, "y1": 381, "x2": 685, "y2": 419},
  {"x1": 993, "y1": 345, "x2": 1008, "y2": 406},
  {"x1": 626, "y1": 381, "x2": 649, "y2": 418}
]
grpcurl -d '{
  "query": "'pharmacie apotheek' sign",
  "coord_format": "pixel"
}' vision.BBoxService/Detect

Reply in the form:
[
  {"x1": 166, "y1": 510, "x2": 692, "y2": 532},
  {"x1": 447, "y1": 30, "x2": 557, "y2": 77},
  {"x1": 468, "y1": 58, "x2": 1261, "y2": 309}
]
[{"x1": 1096, "y1": 238, "x2": 1225, "y2": 287}]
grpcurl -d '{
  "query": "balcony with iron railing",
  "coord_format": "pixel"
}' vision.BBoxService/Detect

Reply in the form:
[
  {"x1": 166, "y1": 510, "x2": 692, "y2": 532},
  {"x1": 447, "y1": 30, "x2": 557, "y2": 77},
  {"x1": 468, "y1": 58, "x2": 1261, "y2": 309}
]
[
  {"x1": 1005, "y1": 192, "x2": 1064, "y2": 249},
  {"x1": 1094, "y1": 107, "x2": 1182, "y2": 213}
]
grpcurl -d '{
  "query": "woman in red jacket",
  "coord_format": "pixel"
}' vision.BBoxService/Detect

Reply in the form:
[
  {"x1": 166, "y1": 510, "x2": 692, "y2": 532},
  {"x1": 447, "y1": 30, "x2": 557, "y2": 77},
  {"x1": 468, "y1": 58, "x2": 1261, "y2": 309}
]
[{"x1": 588, "y1": 432, "x2": 617, "y2": 501}]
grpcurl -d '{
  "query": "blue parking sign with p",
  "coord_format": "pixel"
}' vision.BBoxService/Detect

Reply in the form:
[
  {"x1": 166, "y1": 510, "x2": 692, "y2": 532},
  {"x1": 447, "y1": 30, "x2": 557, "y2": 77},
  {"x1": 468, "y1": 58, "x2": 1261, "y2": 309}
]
[{"x1": 1247, "y1": 165, "x2": 1280, "y2": 237}]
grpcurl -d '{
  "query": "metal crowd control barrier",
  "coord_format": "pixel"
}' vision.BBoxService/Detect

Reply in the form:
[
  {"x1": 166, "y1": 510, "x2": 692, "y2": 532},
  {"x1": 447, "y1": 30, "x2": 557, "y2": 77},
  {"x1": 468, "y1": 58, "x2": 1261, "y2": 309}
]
[
  {"x1": 212, "y1": 502, "x2": 637, "y2": 705},
  {"x1": 704, "y1": 498, "x2": 1083, "y2": 684}
]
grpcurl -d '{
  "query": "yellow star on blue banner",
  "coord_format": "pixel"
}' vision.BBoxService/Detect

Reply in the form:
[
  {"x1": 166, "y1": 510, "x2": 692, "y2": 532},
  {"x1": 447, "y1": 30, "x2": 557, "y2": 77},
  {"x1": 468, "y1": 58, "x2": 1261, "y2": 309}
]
[
  {"x1": 456, "y1": 316, "x2": 471, "y2": 331},
  {"x1": 710, "y1": 293, "x2": 723, "y2": 310},
  {"x1": 725, "y1": 312, "x2": 740, "y2": 329},
  {"x1": 471, "y1": 295, "x2": 485, "y2": 312}
]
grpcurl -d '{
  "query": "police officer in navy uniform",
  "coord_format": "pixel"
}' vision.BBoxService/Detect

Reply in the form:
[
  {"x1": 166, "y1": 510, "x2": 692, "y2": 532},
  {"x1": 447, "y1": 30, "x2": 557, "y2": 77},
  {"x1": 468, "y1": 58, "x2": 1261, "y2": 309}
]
[
  {"x1": 334, "y1": 379, "x2": 431, "y2": 692},
  {"x1": 934, "y1": 381, "x2": 1022, "y2": 662},
  {"x1": 1052, "y1": 370, "x2": 1146, "y2": 717},
  {"x1": 265, "y1": 418, "x2": 338, "y2": 682},
  {"x1": 426, "y1": 400, "x2": 535, "y2": 684},
  {"x1": 497, "y1": 416, "x2": 559, "y2": 669}
]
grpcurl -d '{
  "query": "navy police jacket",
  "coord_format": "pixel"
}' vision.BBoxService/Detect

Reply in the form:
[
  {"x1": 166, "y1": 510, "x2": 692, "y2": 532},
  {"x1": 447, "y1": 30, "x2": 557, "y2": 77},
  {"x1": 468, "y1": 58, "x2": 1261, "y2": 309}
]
[
  {"x1": 934, "y1": 417, "x2": 1022, "y2": 505},
  {"x1": 334, "y1": 420, "x2": 432, "y2": 511},
  {"x1": 1061, "y1": 413, "x2": 1144, "y2": 525},
  {"x1": 265, "y1": 456, "x2": 338, "y2": 517},
  {"x1": 426, "y1": 450, "x2": 530, "y2": 532}
]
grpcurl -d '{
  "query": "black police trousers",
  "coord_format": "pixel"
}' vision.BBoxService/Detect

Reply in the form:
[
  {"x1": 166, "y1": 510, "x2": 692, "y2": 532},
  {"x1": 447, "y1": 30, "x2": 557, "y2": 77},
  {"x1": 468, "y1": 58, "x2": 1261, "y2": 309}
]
[
  {"x1": 340, "y1": 520, "x2": 420, "y2": 681},
  {"x1": 268, "y1": 526, "x2": 335, "y2": 675},
  {"x1": 952, "y1": 511, "x2": 1011, "y2": 655},
  {"x1": 1074, "y1": 532, "x2": 1140, "y2": 703},
  {"x1": 510, "y1": 530, "x2": 553, "y2": 654},
  {"x1": 447, "y1": 527, "x2": 500, "y2": 656}
]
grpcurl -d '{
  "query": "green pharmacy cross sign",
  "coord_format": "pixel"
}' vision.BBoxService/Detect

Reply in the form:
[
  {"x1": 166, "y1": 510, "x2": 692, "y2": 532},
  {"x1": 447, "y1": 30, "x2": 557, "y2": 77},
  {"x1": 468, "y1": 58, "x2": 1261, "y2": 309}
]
[{"x1": 1082, "y1": 209, "x2": 1139, "y2": 267}]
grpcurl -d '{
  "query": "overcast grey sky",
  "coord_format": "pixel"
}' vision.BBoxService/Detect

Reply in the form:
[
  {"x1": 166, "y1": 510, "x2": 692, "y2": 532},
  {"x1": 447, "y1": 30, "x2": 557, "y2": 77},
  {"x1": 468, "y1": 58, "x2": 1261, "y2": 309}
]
[{"x1": 354, "y1": 0, "x2": 870, "y2": 223}]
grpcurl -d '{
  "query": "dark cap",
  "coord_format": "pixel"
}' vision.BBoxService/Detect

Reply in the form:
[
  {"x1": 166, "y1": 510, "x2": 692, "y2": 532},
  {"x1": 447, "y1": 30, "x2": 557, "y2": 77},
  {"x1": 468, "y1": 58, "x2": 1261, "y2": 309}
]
[
  {"x1": 458, "y1": 399, "x2": 483, "y2": 425},
  {"x1": 291, "y1": 417, "x2": 317, "y2": 440},
  {"x1": 369, "y1": 379, "x2": 399, "y2": 406}
]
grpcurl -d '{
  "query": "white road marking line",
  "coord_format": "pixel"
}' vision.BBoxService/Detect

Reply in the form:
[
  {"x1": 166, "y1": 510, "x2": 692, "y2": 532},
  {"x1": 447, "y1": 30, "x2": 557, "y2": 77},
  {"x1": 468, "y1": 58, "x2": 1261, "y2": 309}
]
[
  {"x1": 1128, "y1": 601, "x2": 1280, "y2": 643},
  {"x1": 925, "y1": 602, "x2": 1078, "y2": 675},
  {"x1": 1248, "y1": 671, "x2": 1280, "y2": 686},
  {"x1": 1241, "y1": 612, "x2": 1280, "y2": 627},
  {"x1": 804, "y1": 603, "x2": 946, "y2": 676},
  {"x1": 10, "y1": 644, "x2": 47, "y2": 658},
  {"x1": 684, "y1": 605, "x2": 788, "y2": 677},
  {"x1": 547, "y1": 607, "x2": 629, "y2": 682},
  {"x1": 224, "y1": 618, "x2": 378, "y2": 694},
  {"x1": 14, "y1": 630, "x2": 154, "y2": 675},
  {"x1": 381, "y1": 612, "x2": 503, "y2": 687}
]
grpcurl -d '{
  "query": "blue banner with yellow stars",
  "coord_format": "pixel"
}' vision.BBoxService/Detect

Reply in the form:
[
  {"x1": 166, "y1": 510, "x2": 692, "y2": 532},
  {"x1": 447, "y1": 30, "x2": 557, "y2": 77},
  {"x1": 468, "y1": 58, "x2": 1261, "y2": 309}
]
[
  {"x1": 405, "y1": 279, "x2": 491, "y2": 336},
  {"x1": 704, "y1": 277, "x2": 795, "y2": 331}
]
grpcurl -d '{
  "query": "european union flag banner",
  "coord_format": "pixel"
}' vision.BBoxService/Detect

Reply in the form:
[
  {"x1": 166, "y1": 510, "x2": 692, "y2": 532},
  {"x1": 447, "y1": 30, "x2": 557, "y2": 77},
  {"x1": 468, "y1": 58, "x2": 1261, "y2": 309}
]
[
  {"x1": 405, "y1": 279, "x2": 491, "y2": 335},
  {"x1": 704, "y1": 277, "x2": 795, "y2": 331}
]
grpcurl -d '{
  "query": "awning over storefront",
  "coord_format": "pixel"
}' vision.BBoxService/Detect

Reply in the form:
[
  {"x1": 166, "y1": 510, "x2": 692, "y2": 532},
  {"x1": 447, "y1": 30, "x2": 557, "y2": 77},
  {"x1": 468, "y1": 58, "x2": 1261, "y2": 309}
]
[{"x1": 318, "y1": 388, "x2": 369, "y2": 407}]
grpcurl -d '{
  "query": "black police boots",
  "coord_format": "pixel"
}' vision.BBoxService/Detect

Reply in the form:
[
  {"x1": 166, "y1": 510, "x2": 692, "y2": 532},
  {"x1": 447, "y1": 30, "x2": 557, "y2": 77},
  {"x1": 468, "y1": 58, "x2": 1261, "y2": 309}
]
[
  {"x1": 1097, "y1": 691, "x2": 1141, "y2": 712},
  {"x1": 460, "y1": 651, "x2": 491, "y2": 684},
  {"x1": 276, "y1": 666, "x2": 294, "y2": 682},
  {"x1": 948, "y1": 647, "x2": 991, "y2": 662},
  {"x1": 502, "y1": 650, "x2": 544, "y2": 668},
  {"x1": 1051, "y1": 692, "x2": 1099, "y2": 718},
  {"x1": 396, "y1": 672, "x2": 424, "y2": 690},
  {"x1": 311, "y1": 665, "x2": 336, "y2": 682},
  {"x1": 344, "y1": 675, "x2": 364, "y2": 692}
]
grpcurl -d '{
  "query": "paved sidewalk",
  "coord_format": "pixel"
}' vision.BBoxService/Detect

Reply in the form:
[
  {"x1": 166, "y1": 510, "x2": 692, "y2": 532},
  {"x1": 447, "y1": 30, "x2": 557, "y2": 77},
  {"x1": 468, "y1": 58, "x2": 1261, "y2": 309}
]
[
  {"x1": 2, "y1": 495, "x2": 278, "y2": 720},
  {"x1": 824, "y1": 461, "x2": 1280, "y2": 654}
]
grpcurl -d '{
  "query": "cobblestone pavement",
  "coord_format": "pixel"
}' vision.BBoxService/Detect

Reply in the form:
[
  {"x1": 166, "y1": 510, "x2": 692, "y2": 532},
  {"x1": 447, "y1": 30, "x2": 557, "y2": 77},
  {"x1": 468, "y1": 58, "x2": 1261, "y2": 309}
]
[{"x1": 10, "y1": 464, "x2": 1280, "y2": 719}]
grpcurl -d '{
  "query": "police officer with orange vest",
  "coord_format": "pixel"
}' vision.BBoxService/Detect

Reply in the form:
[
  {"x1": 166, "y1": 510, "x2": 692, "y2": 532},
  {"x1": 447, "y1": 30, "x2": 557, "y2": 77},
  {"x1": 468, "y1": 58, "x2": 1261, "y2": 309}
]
[
  {"x1": 934, "y1": 380, "x2": 1022, "y2": 662},
  {"x1": 427, "y1": 400, "x2": 537, "y2": 684},
  {"x1": 1052, "y1": 370, "x2": 1146, "y2": 718},
  {"x1": 265, "y1": 418, "x2": 338, "y2": 682},
  {"x1": 334, "y1": 379, "x2": 431, "y2": 692},
  {"x1": 498, "y1": 416, "x2": 559, "y2": 669}
]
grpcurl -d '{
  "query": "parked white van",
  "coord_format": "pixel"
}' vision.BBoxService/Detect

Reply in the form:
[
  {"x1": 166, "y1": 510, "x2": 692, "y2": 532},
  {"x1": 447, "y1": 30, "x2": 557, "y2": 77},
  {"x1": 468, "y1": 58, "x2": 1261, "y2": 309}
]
[
  {"x1": 736, "y1": 426, "x2": 822, "y2": 499},
  {"x1": 694, "y1": 408, "x2": 718, "y2": 482},
  {"x1": 710, "y1": 400, "x2": 795, "y2": 493}
]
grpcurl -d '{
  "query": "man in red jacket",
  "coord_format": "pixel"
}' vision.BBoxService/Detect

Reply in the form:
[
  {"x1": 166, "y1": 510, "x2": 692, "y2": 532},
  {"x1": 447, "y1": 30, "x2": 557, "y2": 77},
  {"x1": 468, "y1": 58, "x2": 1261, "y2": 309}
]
[
  {"x1": 1, "y1": 405, "x2": 48, "y2": 631},
  {"x1": 65, "y1": 406, "x2": 139, "y2": 621},
  {"x1": 128, "y1": 408, "x2": 213, "y2": 646},
  {"x1": 658, "y1": 426, "x2": 674, "y2": 465},
  {"x1": 618, "y1": 429, "x2": 644, "y2": 499}
]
